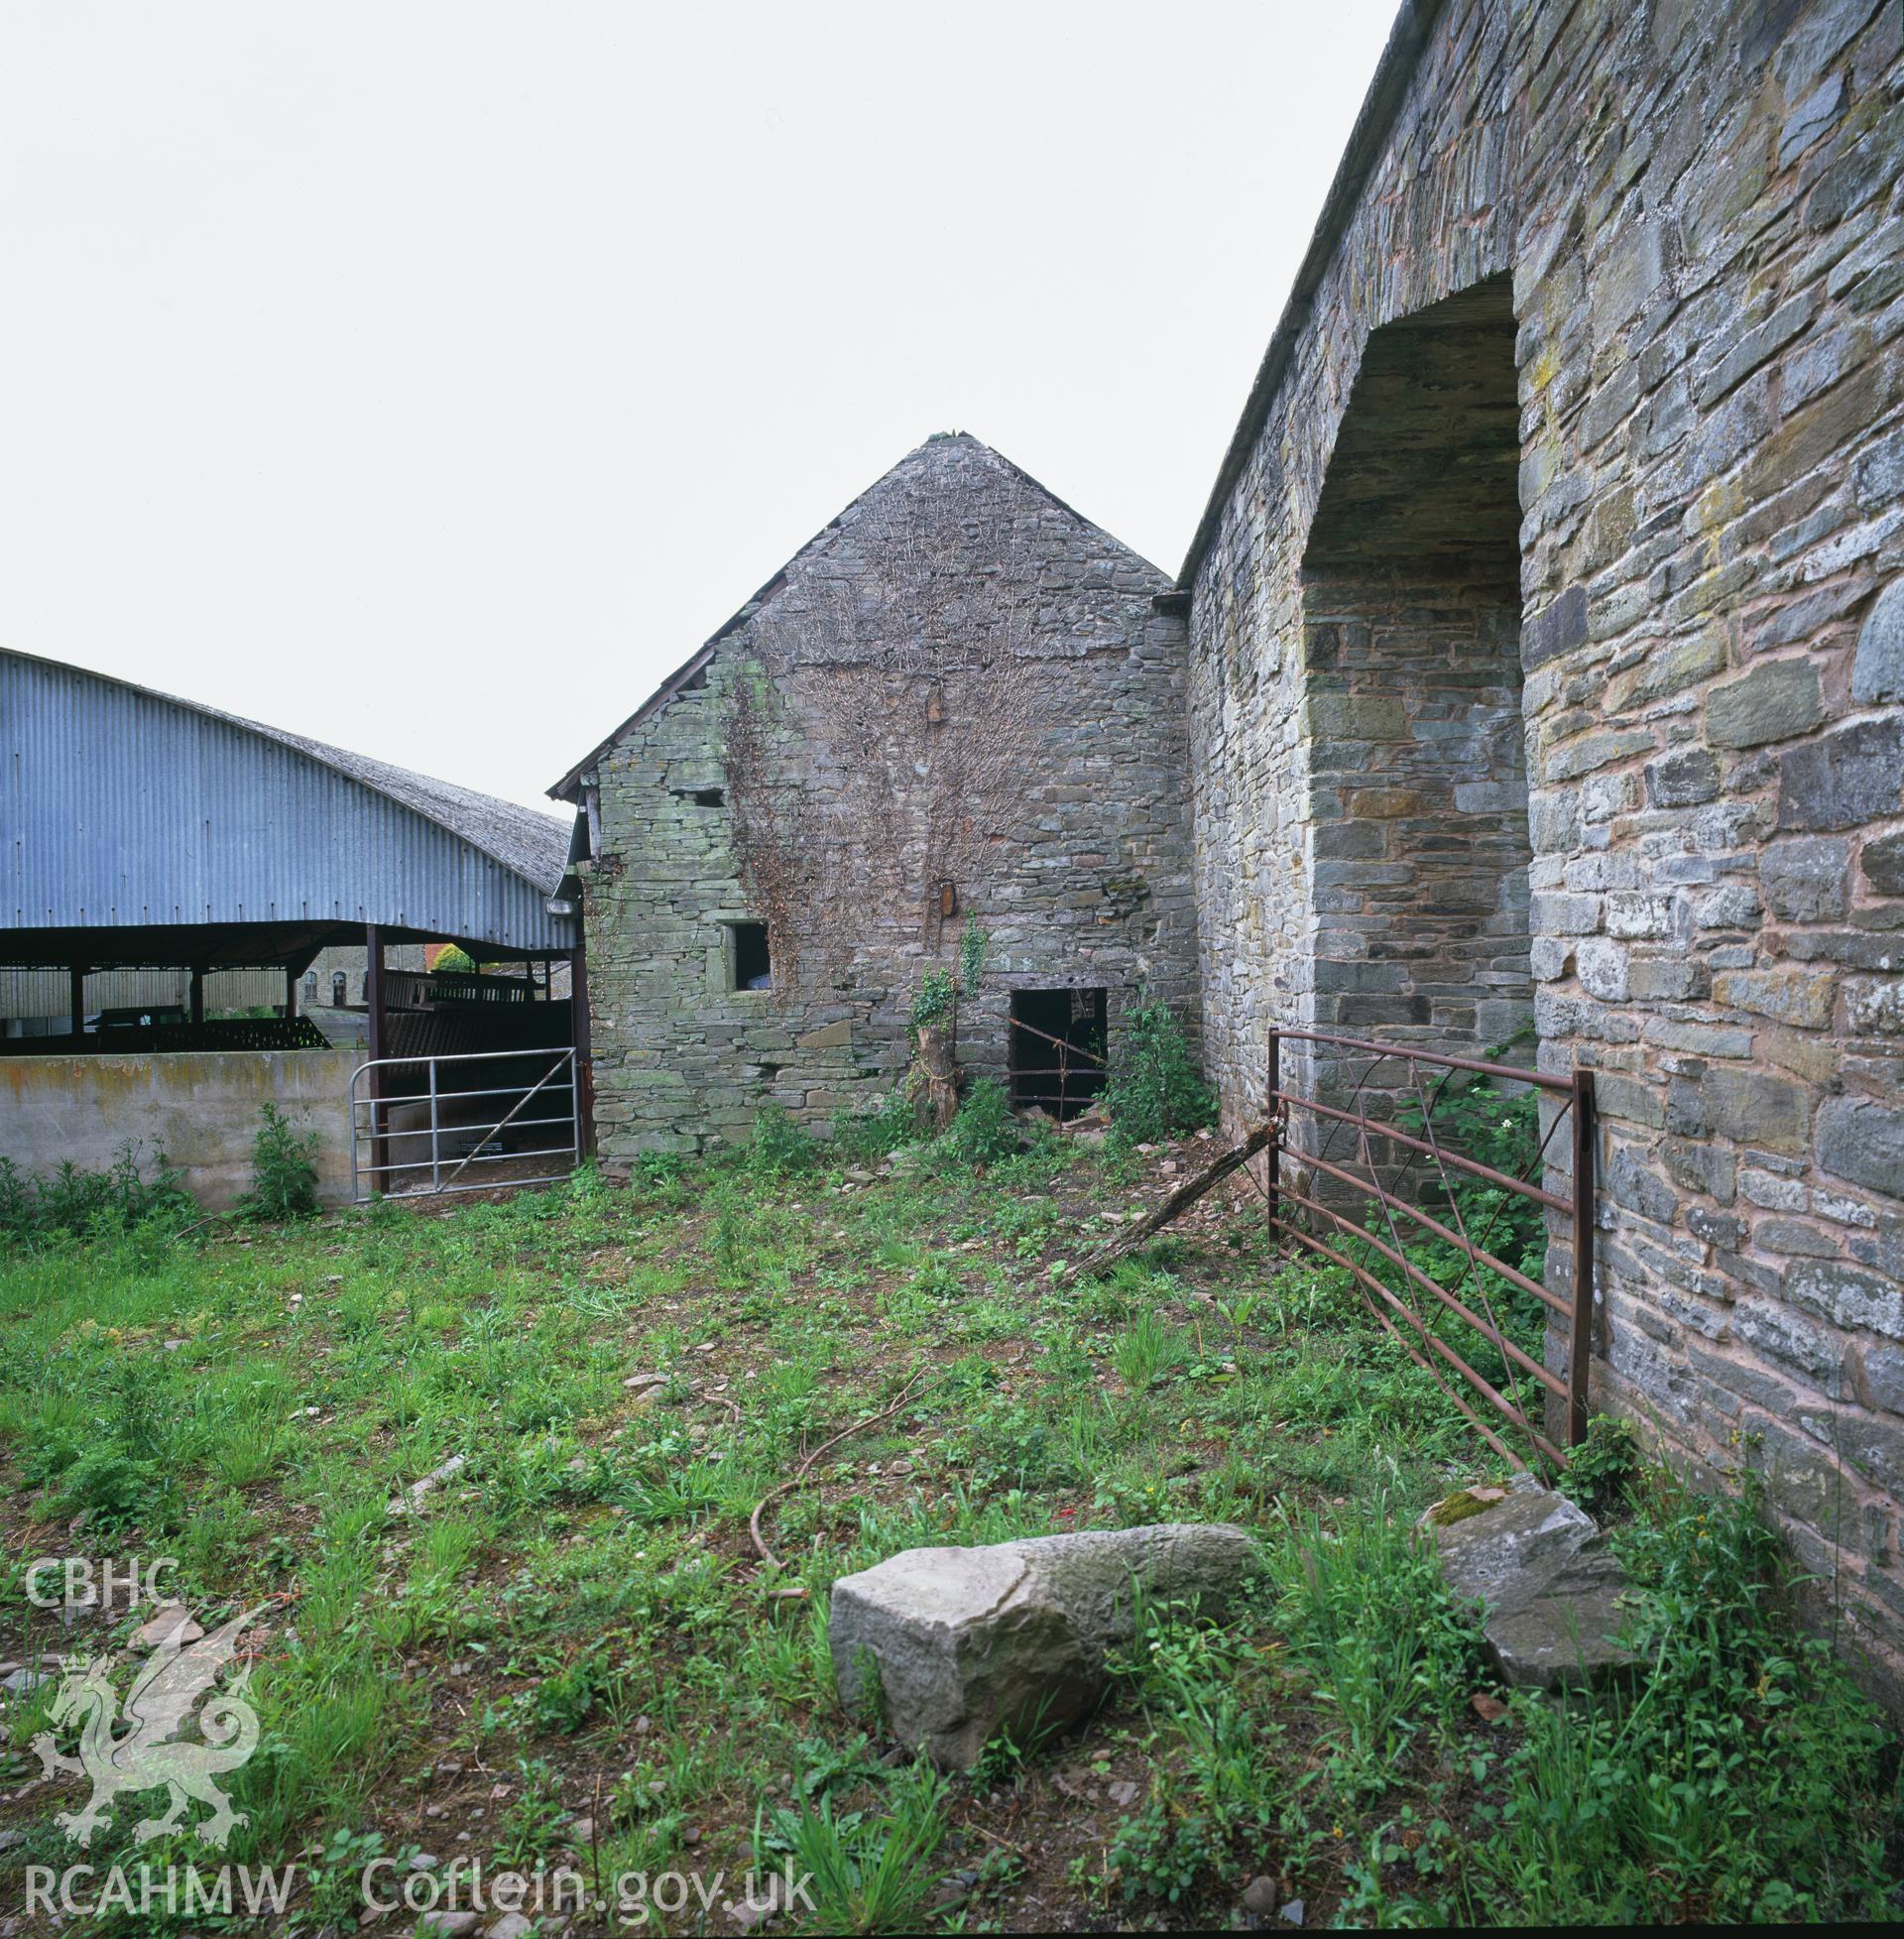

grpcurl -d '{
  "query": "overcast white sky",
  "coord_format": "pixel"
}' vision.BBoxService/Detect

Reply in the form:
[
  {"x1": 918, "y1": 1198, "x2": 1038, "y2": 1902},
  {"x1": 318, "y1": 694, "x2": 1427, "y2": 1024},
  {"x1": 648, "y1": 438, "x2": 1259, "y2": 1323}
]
[{"x1": 1, "y1": 2, "x2": 1396, "y2": 815}]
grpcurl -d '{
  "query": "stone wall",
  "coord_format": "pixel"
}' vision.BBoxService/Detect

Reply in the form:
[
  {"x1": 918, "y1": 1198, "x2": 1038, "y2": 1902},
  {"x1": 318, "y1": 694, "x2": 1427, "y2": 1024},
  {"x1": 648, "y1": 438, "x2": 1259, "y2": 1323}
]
[
  {"x1": 573, "y1": 434, "x2": 1196, "y2": 1157},
  {"x1": 1187, "y1": 0, "x2": 1904, "y2": 1691},
  {"x1": 1304, "y1": 578, "x2": 1531, "y2": 1055}
]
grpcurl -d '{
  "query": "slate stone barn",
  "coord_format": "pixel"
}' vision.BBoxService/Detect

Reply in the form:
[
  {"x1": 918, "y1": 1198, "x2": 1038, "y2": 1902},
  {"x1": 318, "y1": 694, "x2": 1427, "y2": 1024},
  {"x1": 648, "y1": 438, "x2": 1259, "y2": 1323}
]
[
  {"x1": 553, "y1": 433, "x2": 1196, "y2": 1154},
  {"x1": 560, "y1": 0, "x2": 1904, "y2": 1694}
]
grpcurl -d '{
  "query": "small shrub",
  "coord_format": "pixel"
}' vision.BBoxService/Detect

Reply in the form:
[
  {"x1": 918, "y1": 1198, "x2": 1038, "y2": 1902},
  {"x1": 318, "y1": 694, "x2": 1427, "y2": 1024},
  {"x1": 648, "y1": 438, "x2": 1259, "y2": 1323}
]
[
  {"x1": 1556, "y1": 1412, "x2": 1641, "y2": 1515},
  {"x1": 746, "y1": 1104, "x2": 817, "y2": 1177},
  {"x1": 431, "y1": 944, "x2": 477, "y2": 975},
  {"x1": 944, "y1": 1078, "x2": 1020, "y2": 1166},
  {"x1": 241, "y1": 1103, "x2": 321, "y2": 1222},
  {"x1": 831, "y1": 1092, "x2": 917, "y2": 1161},
  {"x1": 0, "y1": 1142, "x2": 190, "y2": 1245},
  {"x1": 1105, "y1": 991, "x2": 1216, "y2": 1146}
]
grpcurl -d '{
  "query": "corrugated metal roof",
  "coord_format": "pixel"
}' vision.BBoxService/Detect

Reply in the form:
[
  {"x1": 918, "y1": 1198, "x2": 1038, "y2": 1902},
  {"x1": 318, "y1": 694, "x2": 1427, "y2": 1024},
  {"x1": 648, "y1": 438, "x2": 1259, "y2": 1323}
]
[{"x1": 4, "y1": 649, "x2": 578, "y2": 954}]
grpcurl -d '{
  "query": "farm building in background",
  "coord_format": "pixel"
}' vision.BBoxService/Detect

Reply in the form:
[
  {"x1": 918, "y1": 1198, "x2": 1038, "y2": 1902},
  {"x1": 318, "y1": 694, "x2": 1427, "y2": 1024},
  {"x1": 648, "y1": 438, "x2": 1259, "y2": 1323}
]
[
  {"x1": 1, "y1": 648, "x2": 585, "y2": 1205},
  {"x1": 550, "y1": 432, "x2": 1198, "y2": 1160}
]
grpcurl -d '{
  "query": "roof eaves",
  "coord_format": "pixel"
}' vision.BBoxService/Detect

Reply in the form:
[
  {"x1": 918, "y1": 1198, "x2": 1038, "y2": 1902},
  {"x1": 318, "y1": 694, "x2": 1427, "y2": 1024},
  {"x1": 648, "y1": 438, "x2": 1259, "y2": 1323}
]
[{"x1": 1175, "y1": 0, "x2": 1449, "y2": 588}]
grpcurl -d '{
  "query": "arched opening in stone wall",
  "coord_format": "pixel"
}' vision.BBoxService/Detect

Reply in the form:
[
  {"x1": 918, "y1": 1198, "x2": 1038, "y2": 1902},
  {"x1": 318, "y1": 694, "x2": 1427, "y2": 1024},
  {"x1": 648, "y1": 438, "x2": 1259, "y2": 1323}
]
[{"x1": 1300, "y1": 275, "x2": 1533, "y2": 1068}]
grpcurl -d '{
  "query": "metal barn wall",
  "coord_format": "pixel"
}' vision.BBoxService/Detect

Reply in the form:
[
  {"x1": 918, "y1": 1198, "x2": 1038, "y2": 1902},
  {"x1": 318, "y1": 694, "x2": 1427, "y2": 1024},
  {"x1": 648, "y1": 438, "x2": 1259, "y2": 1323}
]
[
  {"x1": 0, "y1": 968, "x2": 283, "y2": 1023},
  {"x1": 3, "y1": 654, "x2": 572, "y2": 953}
]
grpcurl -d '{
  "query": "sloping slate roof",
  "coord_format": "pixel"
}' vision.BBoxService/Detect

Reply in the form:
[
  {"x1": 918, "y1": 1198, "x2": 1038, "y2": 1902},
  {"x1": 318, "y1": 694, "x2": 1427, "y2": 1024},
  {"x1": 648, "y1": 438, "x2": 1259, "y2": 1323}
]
[
  {"x1": 3, "y1": 647, "x2": 577, "y2": 950},
  {"x1": 550, "y1": 430, "x2": 1173, "y2": 801},
  {"x1": 218, "y1": 709, "x2": 572, "y2": 894}
]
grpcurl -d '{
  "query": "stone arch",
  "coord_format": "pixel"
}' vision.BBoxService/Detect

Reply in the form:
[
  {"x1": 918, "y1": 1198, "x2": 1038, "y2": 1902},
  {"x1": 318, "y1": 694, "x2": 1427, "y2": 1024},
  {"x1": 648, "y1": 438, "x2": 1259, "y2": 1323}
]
[{"x1": 1299, "y1": 275, "x2": 1534, "y2": 1068}]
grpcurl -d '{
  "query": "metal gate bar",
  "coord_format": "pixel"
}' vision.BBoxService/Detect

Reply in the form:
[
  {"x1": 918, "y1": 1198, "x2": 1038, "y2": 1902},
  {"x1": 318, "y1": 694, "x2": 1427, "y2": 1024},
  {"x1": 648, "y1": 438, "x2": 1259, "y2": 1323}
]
[
  {"x1": 349, "y1": 1046, "x2": 580, "y2": 1202},
  {"x1": 1265, "y1": 1026, "x2": 1597, "y2": 1464}
]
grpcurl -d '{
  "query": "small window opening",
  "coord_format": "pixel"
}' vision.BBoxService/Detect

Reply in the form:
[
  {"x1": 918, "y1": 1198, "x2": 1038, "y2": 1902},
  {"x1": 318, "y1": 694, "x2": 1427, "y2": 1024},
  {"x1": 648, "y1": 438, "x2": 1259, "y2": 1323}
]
[
  {"x1": 671, "y1": 785, "x2": 725, "y2": 807},
  {"x1": 730, "y1": 921, "x2": 772, "y2": 992},
  {"x1": 1009, "y1": 988, "x2": 1107, "y2": 1120}
]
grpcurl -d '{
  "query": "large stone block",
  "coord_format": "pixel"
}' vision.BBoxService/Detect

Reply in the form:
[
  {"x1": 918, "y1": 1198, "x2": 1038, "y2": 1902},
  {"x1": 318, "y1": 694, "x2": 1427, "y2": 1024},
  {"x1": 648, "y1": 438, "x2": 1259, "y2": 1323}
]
[
  {"x1": 1425, "y1": 1478, "x2": 1638, "y2": 1690},
  {"x1": 1707, "y1": 659, "x2": 1824, "y2": 748},
  {"x1": 1778, "y1": 718, "x2": 1904, "y2": 830},
  {"x1": 1761, "y1": 837, "x2": 1851, "y2": 921},
  {"x1": 1712, "y1": 967, "x2": 1838, "y2": 1030},
  {"x1": 1852, "y1": 580, "x2": 1904, "y2": 705},
  {"x1": 830, "y1": 1524, "x2": 1257, "y2": 1767},
  {"x1": 1702, "y1": 1068, "x2": 1812, "y2": 1152},
  {"x1": 1818, "y1": 1095, "x2": 1904, "y2": 1198}
]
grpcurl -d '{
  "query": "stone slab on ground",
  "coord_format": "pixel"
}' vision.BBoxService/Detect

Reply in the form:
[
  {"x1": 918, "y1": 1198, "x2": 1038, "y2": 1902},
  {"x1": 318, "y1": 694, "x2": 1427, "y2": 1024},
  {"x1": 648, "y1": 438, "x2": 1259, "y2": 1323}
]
[
  {"x1": 1424, "y1": 1474, "x2": 1638, "y2": 1690},
  {"x1": 831, "y1": 1522, "x2": 1256, "y2": 1767}
]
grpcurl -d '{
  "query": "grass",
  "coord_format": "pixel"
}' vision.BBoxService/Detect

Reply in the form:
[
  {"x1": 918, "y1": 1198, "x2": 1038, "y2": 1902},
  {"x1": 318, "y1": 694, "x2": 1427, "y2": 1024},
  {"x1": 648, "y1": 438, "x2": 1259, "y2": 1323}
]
[{"x1": 0, "y1": 1125, "x2": 1896, "y2": 1932}]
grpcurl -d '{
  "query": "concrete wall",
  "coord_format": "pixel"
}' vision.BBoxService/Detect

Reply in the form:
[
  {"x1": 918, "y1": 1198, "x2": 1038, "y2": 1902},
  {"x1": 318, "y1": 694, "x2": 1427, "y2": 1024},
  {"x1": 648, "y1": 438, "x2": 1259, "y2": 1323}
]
[
  {"x1": 0, "y1": 1050, "x2": 359, "y2": 1209},
  {"x1": 1187, "y1": 0, "x2": 1904, "y2": 1689},
  {"x1": 573, "y1": 432, "x2": 1197, "y2": 1159}
]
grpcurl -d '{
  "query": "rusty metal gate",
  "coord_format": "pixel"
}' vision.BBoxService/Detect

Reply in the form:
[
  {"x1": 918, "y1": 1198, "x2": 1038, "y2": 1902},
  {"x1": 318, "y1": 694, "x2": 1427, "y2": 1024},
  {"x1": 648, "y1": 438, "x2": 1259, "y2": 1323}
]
[{"x1": 1264, "y1": 1027, "x2": 1596, "y2": 1472}]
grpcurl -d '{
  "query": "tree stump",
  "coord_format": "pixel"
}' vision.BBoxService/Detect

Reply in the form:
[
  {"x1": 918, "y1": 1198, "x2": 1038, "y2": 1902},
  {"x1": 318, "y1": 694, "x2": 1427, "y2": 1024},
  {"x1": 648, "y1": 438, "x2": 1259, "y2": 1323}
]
[{"x1": 913, "y1": 1025, "x2": 959, "y2": 1135}]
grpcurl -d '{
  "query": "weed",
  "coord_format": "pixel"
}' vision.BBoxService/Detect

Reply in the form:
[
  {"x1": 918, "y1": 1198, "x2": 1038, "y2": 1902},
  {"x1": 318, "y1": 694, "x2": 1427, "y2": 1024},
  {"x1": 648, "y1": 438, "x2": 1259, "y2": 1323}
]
[
  {"x1": 831, "y1": 1091, "x2": 918, "y2": 1160},
  {"x1": 0, "y1": 1142, "x2": 190, "y2": 1245},
  {"x1": 1104, "y1": 988, "x2": 1216, "y2": 1147},
  {"x1": 746, "y1": 1105, "x2": 818, "y2": 1178},
  {"x1": 943, "y1": 1076, "x2": 1020, "y2": 1165},
  {"x1": 756, "y1": 1757, "x2": 948, "y2": 1934},
  {"x1": 495, "y1": 1757, "x2": 570, "y2": 1865},
  {"x1": 241, "y1": 1103, "x2": 321, "y2": 1222}
]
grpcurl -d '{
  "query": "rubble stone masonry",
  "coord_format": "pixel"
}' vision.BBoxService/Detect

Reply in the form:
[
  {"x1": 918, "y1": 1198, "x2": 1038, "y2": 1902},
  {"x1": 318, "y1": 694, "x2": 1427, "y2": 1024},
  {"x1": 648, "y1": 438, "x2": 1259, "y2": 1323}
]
[
  {"x1": 1186, "y1": 0, "x2": 1904, "y2": 1690},
  {"x1": 573, "y1": 435, "x2": 1196, "y2": 1160}
]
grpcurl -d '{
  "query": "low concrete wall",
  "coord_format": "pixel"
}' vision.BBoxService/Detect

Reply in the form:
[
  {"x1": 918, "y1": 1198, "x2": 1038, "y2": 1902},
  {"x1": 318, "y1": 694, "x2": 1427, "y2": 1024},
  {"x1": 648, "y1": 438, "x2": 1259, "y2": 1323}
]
[{"x1": 0, "y1": 1049, "x2": 360, "y2": 1210}]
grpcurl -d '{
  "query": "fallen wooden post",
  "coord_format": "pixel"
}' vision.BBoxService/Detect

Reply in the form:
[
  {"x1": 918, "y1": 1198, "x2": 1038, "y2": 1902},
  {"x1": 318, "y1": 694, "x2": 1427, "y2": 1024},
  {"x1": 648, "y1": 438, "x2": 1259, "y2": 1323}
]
[{"x1": 1081, "y1": 1122, "x2": 1272, "y2": 1274}]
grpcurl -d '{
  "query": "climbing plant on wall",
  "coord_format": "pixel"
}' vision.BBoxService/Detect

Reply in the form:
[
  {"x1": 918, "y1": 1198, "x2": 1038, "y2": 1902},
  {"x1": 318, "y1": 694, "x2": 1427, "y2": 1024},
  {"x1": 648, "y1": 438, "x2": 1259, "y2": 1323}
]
[{"x1": 720, "y1": 459, "x2": 1057, "y2": 991}]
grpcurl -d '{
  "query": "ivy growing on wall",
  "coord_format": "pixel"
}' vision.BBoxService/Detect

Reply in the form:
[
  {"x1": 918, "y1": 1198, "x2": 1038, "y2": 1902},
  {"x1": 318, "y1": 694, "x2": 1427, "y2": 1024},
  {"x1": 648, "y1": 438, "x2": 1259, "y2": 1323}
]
[{"x1": 719, "y1": 459, "x2": 1056, "y2": 997}]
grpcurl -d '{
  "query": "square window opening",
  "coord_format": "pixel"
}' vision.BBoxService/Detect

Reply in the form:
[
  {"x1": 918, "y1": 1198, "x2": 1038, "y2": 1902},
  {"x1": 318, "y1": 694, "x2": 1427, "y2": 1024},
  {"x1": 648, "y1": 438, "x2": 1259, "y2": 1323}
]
[
  {"x1": 1008, "y1": 988, "x2": 1107, "y2": 1120},
  {"x1": 674, "y1": 786, "x2": 725, "y2": 807},
  {"x1": 729, "y1": 921, "x2": 773, "y2": 992}
]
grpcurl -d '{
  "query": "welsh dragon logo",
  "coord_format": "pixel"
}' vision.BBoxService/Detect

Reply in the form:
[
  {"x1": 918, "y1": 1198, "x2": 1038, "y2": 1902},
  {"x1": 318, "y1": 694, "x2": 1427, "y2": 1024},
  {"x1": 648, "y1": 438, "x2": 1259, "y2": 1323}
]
[{"x1": 30, "y1": 1606, "x2": 264, "y2": 1849}]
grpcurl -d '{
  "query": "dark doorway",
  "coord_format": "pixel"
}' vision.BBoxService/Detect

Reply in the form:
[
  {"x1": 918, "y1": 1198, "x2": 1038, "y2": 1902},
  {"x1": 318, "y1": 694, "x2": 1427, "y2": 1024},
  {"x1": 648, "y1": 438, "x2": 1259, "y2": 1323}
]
[
  {"x1": 1008, "y1": 988, "x2": 1107, "y2": 1120},
  {"x1": 730, "y1": 921, "x2": 772, "y2": 992}
]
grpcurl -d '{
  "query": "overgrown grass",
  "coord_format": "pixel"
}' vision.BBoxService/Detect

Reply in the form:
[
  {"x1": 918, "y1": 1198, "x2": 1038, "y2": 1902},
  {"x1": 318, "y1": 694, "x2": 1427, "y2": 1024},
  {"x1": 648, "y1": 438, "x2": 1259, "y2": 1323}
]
[{"x1": 0, "y1": 1134, "x2": 1895, "y2": 1931}]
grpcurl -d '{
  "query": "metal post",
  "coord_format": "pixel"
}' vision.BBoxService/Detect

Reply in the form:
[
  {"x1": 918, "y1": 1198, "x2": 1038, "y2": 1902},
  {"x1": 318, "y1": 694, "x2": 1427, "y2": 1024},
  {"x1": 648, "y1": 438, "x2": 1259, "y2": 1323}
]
[
  {"x1": 284, "y1": 966, "x2": 297, "y2": 1018},
  {"x1": 365, "y1": 925, "x2": 389, "y2": 1194},
  {"x1": 569, "y1": 943, "x2": 595, "y2": 1158},
  {"x1": 1568, "y1": 1064, "x2": 1597, "y2": 1445},
  {"x1": 188, "y1": 968, "x2": 205, "y2": 1027},
  {"x1": 1265, "y1": 1026, "x2": 1281, "y2": 1244},
  {"x1": 69, "y1": 965, "x2": 86, "y2": 1037},
  {"x1": 428, "y1": 1057, "x2": 441, "y2": 1193}
]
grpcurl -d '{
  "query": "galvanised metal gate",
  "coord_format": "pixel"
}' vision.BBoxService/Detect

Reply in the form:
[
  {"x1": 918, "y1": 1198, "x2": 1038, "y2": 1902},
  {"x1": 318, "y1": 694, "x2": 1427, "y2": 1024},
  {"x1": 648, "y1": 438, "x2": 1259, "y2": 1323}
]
[{"x1": 348, "y1": 1046, "x2": 580, "y2": 1202}]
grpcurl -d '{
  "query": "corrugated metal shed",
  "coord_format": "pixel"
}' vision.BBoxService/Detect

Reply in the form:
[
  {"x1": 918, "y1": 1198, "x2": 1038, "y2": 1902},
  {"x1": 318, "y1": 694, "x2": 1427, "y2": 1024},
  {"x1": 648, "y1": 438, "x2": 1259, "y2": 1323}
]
[
  {"x1": 0, "y1": 967, "x2": 282, "y2": 1022},
  {"x1": 3, "y1": 649, "x2": 579, "y2": 960}
]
